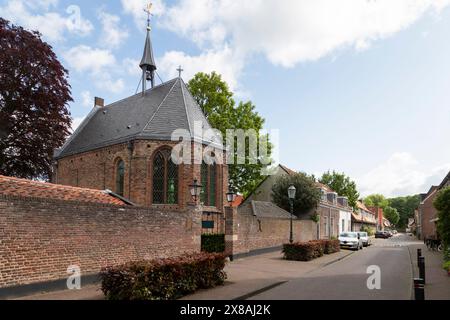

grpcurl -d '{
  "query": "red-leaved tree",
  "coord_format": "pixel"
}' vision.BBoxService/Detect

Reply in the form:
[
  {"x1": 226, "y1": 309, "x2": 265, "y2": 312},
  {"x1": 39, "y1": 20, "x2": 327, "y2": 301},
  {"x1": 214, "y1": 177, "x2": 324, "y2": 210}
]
[{"x1": 0, "y1": 18, "x2": 72, "y2": 180}]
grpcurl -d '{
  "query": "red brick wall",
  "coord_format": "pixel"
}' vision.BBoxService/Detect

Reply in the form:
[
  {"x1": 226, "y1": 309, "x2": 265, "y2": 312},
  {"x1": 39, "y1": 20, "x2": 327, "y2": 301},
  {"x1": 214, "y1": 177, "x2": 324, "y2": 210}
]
[
  {"x1": 0, "y1": 195, "x2": 202, "y2": 288},
  {"x1": 233, "y1": 215, "x2": 316, "y2": 255},
  {"x1": 420, "y1": 191, "x2": 438, "y2": 239},
  {"x1": 226, "y1": 207, "x2": 316, "y2": 256}
]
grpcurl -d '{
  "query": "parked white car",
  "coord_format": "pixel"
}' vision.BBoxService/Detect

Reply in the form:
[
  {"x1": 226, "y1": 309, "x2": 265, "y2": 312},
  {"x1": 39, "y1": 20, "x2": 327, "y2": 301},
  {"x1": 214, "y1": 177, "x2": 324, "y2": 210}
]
[
  {"x1": 339, "y1": 232, "x2": 363, "y2": 250},
  {"x1": 357, "y1": 232, "x2": 371, "y2": 247}
]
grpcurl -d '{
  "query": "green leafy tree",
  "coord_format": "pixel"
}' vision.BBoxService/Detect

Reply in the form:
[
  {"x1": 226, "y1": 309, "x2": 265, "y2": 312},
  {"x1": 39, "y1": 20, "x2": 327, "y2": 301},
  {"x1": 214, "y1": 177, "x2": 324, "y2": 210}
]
[
  {"x1": 272, "y1": 173, "x2": 321, "y2": 216},
  {"x1": 319, "y1": 171, "x2": 360, "y2": 210},
  {"x1": 363, "y1": 194, "x2": 389, "y2": 209},
  {"x1": 188, "y1": 72, "x2": 271, "y2": 196},
  {"x1": 434, "y1": 187, "x2": 450, "y2": 249},
  {"x1": 383, "y1": 206, "x2": 400, "y2": 226},
  {"x1": 388, "y1": 195, "x2": 421, "y2": 229},
  {"x1": 0, "y1": 19, "x2": 72, "y2": 180}
]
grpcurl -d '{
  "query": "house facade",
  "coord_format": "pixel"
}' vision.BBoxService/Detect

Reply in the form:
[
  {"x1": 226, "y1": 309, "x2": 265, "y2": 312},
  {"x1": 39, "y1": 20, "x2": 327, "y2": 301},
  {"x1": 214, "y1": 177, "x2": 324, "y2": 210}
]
[
  {"x1": 352, "y1": 201, "x2": 377, "y2": 232},
  {"x1": 417, "y1": 171, "x2": 449, "y2": 240}
]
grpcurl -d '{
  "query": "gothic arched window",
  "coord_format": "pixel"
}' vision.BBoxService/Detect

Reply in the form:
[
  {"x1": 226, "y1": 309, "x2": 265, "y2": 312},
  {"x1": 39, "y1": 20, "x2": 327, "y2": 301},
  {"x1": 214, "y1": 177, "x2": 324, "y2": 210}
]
[
  {"x1": 152, "y1": 148, "x2": 178, "y2": 204},
  {"x1": 115, "y1": 159, "x2": 125, "y2": 196},
  {"x1": 200, "y1": 162, "x2": 217, "y2": 207}
]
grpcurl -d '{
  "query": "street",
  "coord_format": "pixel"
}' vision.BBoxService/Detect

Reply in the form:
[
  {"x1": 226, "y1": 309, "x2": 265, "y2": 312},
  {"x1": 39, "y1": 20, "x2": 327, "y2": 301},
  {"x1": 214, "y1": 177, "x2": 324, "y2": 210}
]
[{"x1": 250, "y1": 234, "x2": 421, "y2": 300}]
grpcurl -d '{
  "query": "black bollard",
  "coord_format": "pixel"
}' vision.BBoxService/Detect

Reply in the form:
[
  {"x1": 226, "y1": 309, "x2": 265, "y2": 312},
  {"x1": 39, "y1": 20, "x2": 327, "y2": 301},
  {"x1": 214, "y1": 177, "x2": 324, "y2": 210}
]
[
  {"x1": 414, "y1": 278, "x2": 425, "y2": 300},
  {"x1": 417, "y1": 248, "x2": 422, "y2": 267},
  {"x1": 419, "y1": 256, "x2": 426, "y2": 284}
]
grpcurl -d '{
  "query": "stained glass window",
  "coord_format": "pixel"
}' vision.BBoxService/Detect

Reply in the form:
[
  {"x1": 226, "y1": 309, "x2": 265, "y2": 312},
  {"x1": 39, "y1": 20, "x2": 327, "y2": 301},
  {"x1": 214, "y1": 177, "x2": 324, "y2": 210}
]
[
  {"x1": 152, "y1": 149, "x2": 178, "y2": 204},
  {"x1": 116, "y1": 159, "x2": 125, "y2": 196},
  {"x1": 209, "y1": 164, "x2": 216, "y2": 206},
  {"x1": 201, "y1": 162, "x2": 208, "y2": 204},
  {"x1": 167, "y1": 159, "x2": 178, "y2": 204},
  {"x1": 200, "y1": 162, "x2": 217, "y2": 207},
  {"x1": 152, "y1": 153, "x2": 165, "y2": 204}
]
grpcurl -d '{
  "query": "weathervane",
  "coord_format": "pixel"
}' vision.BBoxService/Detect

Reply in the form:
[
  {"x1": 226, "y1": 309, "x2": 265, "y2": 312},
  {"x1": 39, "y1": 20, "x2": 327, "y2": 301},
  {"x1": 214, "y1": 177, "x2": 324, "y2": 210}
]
[{"x1": 144, "y1": 2, "x2": 153, "y2": 30}]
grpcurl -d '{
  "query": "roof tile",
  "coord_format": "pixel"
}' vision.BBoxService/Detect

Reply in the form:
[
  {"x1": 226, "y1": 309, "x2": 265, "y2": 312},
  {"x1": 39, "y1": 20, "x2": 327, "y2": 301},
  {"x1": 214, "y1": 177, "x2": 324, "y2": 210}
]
[{"x1": 0, "y1": 175, "x2": 127, "y2": 206}]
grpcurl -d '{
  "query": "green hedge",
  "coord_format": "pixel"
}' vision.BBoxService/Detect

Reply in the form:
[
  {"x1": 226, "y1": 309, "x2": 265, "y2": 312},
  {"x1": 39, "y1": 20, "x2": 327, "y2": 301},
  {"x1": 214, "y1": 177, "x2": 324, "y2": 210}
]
[
  {"x1": 201, "y1": 234, "x2": 225, "y2": 253},
  {"x1": 100, "y1": 253, "x2": 227, "y2": 300},
  {"x1": 283, "y1": 239, "x2": 340, "y2": 261},
  {"x1": 321, "y1": 239, "x2": 340, "y2": 254},
  {"x1": 283, "y1": 241, "x2": 323, "y2": 261}
]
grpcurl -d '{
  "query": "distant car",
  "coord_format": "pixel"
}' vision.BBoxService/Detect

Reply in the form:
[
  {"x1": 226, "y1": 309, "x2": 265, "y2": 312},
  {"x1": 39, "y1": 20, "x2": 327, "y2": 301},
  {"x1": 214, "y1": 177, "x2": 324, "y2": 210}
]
[
  {"x1": 357, "y1": 232, "x2": 371, "y2": 247},
  {"x1": 386, "y1": 231, "x2": 393, "y2": 237},
  {"x1": 375, "y1": 231, "x2": 389, "y2": 239},
  {"x1": 392, "y1": 230, "x2": 398, "y2": 234},
  {"x1": 339, "y1": 232, "x2": 364, "y2": 250}
]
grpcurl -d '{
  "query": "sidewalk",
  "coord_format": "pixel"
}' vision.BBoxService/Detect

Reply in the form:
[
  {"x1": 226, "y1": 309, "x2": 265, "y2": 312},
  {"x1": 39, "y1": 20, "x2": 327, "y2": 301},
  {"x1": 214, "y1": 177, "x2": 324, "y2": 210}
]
[
  {"x1": 182, "y1": 250, "x2": 354, "y2": 300},
  {"x1": 408, "y1": 243, "x2": 450, "y2": 300},
  {"x1": 13, "y1": 249, "x2": 354, "y2": 300}
]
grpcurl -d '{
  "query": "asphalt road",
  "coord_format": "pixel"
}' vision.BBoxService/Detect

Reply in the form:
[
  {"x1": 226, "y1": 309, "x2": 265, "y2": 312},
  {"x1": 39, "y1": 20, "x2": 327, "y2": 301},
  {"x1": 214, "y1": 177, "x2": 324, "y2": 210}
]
[{"x1": 250, "y1": 234, "x2": 420, "y2": 300}]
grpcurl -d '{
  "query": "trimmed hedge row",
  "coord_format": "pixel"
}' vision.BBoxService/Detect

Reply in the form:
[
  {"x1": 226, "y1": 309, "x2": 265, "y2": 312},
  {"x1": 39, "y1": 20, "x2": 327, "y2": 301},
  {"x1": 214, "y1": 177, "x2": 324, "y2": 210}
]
[
  {"x1": 283, "y1": 239, "x2": 340, "y2": 261},
  {"x1": 100, "y1": 253, "x2": 227, "y2": 300},
  {"x1": 201, "y1": 234, "x2": 225, "y2": 253}
]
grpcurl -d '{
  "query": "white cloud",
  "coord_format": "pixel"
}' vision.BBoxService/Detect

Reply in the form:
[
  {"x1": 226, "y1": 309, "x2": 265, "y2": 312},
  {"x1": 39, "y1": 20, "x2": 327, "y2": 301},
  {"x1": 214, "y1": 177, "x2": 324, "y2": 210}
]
[
  {"x1": 98, "y1": 11, "x2": 129, "y2": 48},
  {"x1": 357, "y1": 152, "x2": 450, "y2": 197},
  {"x1": 158, "y1": 46, "x2": 243, "y2": 91},
  {"x1": 0, "y1": 0, "x2": 93, "y2": 42},
  {"x1": 157, "y1": 0, "x2": 450, "y2": 89},
  {"x1": 63, "y1": 45, "x2": 116, "y2": 74},
  {"x1": 121, "y1": 0, "x2": 165, "y2": 29},
  {"x1": 80, "y1": 91, "x2": 92, "y2": 107},
  {"x1": 123, "y1": 58, "x2": 142, "y2": 77},
  {"x1": 63, "y1": 46, "x2": 125, "y2": 94},
  {"x1": 96, "y1": 78, "x2": 125, "y2": 93}
]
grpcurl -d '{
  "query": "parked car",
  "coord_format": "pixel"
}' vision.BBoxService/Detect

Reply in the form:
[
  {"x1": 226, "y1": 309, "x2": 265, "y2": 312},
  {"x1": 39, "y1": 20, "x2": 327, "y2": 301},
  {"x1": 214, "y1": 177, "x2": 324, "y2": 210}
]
[
  {"x1": 357, "y1": 232, "x2": 371, "y2": 247},
  {"x1": 339, "y1": 232, "x2": 364, "y2": 250},
  {"x1": 375, "y1": 231, "x2": 389, "y2": 239},
  {"x1": 386, "y1": 230, "x2": 393, "y2": 237}
]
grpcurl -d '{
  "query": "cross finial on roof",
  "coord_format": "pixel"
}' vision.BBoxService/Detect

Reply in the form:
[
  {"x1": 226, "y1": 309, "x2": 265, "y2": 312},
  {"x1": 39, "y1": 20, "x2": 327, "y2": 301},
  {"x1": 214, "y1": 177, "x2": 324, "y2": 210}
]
[{"x1": 177, "y1": 65, "x2": 184, "y2": 78}]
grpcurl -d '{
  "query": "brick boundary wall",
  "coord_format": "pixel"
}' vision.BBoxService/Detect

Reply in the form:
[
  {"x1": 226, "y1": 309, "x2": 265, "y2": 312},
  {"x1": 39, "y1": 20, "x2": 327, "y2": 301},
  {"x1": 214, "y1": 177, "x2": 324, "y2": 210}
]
[
  {"x1": 225, "y1": 207, "x2": 316, "y2": 258},
  {"x1": 0, "y1": 195, "x2": 202, "y2": 289}
]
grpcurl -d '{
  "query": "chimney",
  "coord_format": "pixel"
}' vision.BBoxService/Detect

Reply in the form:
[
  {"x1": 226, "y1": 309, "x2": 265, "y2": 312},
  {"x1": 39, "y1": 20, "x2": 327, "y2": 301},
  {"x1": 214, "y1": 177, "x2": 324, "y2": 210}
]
[{"x1": 94, "y1": 97, "x2": 104, "y2": 108}]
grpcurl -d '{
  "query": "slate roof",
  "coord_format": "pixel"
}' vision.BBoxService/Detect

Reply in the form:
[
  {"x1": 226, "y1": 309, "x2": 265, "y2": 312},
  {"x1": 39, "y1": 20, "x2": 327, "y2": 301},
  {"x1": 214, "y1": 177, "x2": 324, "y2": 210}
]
[
  {"x1": 0, "y1": 175, "x2": 129, "y2": 206},
  {"x1": 250, "y1": 200, "x2": 297, "y2": 220},
  {"x1": 56, "y1": 78, "x2": 221, "y2": 159},
  {"x1": 140, "y1": 29, "x2": 156, "y2": 71}
]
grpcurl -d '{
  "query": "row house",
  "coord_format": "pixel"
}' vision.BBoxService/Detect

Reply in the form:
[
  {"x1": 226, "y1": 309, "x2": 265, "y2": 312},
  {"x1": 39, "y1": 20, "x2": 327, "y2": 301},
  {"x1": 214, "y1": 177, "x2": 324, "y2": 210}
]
[
  {"x1": 417, "y1": 171, "x2": 449, "y2": 240},
  {"x1": 351, "y1": 201, "x2": 377, "y2": 232}
]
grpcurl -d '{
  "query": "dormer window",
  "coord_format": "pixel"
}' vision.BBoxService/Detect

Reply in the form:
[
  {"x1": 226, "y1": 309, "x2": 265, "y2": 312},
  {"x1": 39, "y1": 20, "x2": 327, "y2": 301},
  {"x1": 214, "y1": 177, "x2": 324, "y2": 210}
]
[
  {"x1": 318, "y1": 188, "x2": 327, "y2": 201},
  {"x1": 327, "y1": 192, "x2": 337, "y2": 204}
]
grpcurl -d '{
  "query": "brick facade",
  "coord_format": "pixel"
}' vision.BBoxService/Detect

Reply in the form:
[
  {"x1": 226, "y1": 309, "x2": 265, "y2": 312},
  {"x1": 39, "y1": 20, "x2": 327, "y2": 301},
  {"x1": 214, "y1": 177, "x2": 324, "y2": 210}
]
[
  {"x1": 315, "y1": 205, "x2": 340, "y2": 239},
  {"x1": 54, "y1": 140, "x2": 228, "y2": 214},
  {"x1": 225, "y1": 207, "x2": 316, "y2": 257},
  {"x1": 0, "y1": 195, "x2": 202, "y2": 288},
  {"x1": 419, "y1": 190, "x2": 438, "y2": 240}
]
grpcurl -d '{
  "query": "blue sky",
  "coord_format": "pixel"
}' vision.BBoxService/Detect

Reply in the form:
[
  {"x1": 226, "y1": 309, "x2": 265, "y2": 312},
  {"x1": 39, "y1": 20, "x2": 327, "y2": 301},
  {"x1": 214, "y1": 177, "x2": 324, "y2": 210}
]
[{"x1": 1, "y1": 0, "x2": 450, "y2": 197}]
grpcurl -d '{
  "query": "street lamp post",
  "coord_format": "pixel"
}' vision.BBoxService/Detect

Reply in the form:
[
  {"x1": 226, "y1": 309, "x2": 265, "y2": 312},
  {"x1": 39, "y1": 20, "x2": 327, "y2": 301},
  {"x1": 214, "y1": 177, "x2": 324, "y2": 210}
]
[
  {"x1": 288, "y1": 185, "x2": 296, "y2": 244},
  {"x1": 226, "y1": 189, "x2": 237, "y2": 206},
  {"x1": 189, "y1": 179, "x2": 203, "y2": 204}
]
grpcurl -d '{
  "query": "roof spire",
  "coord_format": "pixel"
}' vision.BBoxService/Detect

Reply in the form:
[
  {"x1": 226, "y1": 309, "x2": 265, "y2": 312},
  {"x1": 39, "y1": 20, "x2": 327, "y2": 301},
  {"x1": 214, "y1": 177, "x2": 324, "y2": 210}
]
[{"x1": 140, "y1": 2, "x2": 157, "y2": 94}]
